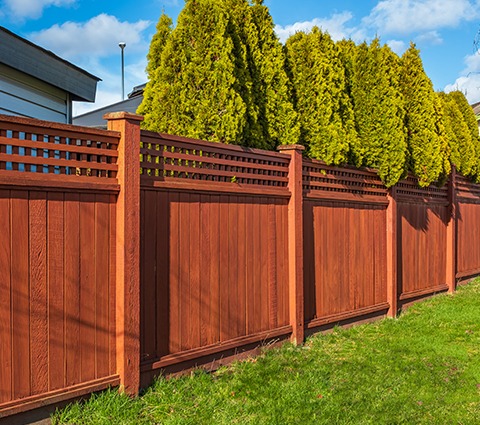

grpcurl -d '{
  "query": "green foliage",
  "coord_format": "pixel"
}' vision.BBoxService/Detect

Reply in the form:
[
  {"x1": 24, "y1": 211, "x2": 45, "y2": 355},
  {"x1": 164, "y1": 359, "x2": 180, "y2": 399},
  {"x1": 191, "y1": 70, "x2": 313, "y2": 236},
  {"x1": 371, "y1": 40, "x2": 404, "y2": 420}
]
[
  {"x1": 140, "y1": 0, "x2": 297, "y2": 149},
  {"x1": 439, "y1": 91, "x2": 476, "y2": 177},
  {"x1": 449, "y1": 90, "x2": 480, "y2": 181},
  {"x1": 351, "y1": 39, "x2": 407, "y2": 187},
  {"x1": 400, "y1": 43, "x2": 444, "y2": 187},
  {"x1": 140, "y1": 0, "x2": 247, "y2": 143},
  {"x1": 432, "y1": 92, "x2": 452, "y2": 184},
  {"x1": 285, "y1": 28, "x2": 357, "y2": 165}
]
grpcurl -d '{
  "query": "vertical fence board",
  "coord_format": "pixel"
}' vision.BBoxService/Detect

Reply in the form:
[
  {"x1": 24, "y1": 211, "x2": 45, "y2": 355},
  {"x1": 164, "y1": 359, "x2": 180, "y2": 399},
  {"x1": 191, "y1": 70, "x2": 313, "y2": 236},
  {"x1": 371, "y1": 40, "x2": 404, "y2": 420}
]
[
  {"x1": 0, "y1": 192, "x2": 12, "y2": 404},
  {"x1": 95, "y1": 195, "x2": 110, "y2": 378},
  {"x1": 179, "y1": 193, "x2": 191, "y2": 351},
  {"x1": 209, "y1": 196, "x2": 220, "y2": 345},
  {"x1": 11, "y1": 192, "x2": 30, "y2": 399},
  {"x1": 168, "y1": 192, "x2": 180, "y2": 354},
  {"x1": 189, "y1": 194, "x2": 201, "y2": 349},
  {"x1": 108, "y1": 195, "x2": 117, "y2": 376},
  {"x1": 227, "y1": 197, "x2": 239, "y2": 339},
  {"x1": 64, "y1": 193, "x2": 80, "y2": 386},
  {"x1": 79, "y1": 194, "x2": 95, "y2": 383},
  {"x1": 47, "y1": 192, "x2": 65, "y2": 391},
  {"x1": 29, "y1": 192, "x2": 48, "y2": 395},
  {"x1": 219, "y1": 197, "x2": 229, "y2": 342},
  {"x1": 237, "y1": 198, "x2": 247, "y2": 337},
  {"x1": 199, "y1": 197, "x2": 211, "y2": 347}
]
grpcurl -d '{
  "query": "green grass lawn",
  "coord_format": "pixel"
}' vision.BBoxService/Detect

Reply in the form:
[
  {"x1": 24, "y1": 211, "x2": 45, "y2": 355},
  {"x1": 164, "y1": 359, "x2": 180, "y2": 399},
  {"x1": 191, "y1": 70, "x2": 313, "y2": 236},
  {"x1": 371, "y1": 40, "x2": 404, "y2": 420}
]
[{"x1": 53, "y1": 280, "x2": 480, "y2": 424}]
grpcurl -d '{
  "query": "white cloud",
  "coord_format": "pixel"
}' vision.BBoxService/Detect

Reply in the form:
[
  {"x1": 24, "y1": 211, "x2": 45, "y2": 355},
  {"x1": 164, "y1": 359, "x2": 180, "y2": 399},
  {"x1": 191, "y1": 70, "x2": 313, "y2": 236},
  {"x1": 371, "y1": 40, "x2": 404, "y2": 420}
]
[
  {"x1": 30, "y1": 14, "x2": 150, "y2": 61},
  {"x1": 415, "y1": 30, "x2": 443, "y2": 45},
  {"x1": 445, "y1": 53, "x2": 480, "y2": 104},
  {"x1": 387, "y1": 39, "x2": 407, "y2": 55},
  {"x1": 364, "y1": 0, "x2": 479, "y2": 35},
  {"x1": 3, "y1": 0, "x2": 75, "y2": 20},
  {"x1": 274, "y1": 12, "x2": 366, "y2": 44}
]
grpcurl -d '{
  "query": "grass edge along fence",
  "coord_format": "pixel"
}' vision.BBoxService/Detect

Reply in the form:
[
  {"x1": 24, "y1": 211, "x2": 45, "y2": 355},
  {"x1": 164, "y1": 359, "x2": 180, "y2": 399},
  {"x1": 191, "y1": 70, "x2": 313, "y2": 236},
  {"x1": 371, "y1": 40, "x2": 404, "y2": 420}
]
[{"x1": 0, "y1": 112, "x2": 479, "y2": 420}]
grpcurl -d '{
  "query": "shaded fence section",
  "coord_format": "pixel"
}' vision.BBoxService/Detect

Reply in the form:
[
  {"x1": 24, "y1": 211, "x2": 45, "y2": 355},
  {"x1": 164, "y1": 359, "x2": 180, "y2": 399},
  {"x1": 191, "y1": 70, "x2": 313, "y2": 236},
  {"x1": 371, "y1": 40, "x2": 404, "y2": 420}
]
[
  {"x1": 302, "y1": 161, "x2": 389, "y2": 329},
  {"x1": 2, "y1": 113, "x2": 480, "y2": 419}
]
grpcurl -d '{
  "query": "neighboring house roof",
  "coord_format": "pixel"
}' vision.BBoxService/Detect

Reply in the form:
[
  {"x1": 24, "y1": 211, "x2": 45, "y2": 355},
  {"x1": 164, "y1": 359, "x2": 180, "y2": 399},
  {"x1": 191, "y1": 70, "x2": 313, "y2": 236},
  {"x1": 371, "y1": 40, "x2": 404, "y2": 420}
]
[
  {"x1": 0, "y1": 26, "x2": 100, "y2": 102},
  {"x1": 73, "y1": 83, "x2": 146, "y2": 127},
  {"x1": 471, "y1": 101, "x2": 480, "y2": 121}
]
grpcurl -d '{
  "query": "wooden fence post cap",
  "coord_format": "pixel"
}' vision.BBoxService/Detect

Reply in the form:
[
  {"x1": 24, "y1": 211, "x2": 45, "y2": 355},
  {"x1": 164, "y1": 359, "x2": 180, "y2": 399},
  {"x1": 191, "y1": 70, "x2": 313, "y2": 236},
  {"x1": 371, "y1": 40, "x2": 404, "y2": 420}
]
[
  {"x1": 103, "y1": 111, "x2": 144, "y2": 122},
  {"x1": 277, "y1": 144, "x2": 305, "y2": 152}
]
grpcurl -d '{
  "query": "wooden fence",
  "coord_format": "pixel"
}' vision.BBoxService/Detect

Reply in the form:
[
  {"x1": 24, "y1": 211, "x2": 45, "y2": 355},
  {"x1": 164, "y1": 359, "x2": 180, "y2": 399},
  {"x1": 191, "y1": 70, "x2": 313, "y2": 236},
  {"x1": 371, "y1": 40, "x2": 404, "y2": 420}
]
[{"x1": 0, "y1": 112, "x2": 479, "y2": 419}]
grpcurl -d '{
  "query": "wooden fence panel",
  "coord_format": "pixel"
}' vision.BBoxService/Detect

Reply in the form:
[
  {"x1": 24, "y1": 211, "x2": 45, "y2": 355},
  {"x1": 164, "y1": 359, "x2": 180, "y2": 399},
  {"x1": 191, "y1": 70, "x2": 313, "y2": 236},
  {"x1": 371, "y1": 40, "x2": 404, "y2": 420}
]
[
  {"x1": 302, "y1": 160, "x2": 389, "y2": 329},
  {"x1": 396, "y1": 177, "x2": 449, "y2": 300},
  {"x1": 456, "y1": 175, "x2": 480, "y2": 279}
]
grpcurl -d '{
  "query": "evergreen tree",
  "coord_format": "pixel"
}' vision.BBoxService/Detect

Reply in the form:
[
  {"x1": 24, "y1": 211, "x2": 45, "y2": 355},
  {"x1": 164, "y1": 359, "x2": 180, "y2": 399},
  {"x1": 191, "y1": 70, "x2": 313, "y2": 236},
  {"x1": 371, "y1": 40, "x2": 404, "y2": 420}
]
[
  {"x1": 140, "y1": 0, "x2": 247, "y2": 144},
  {"x1": 285, "y1": 27, "x2": 356, "y2": 165},
  {"x1": 432, "y1": 92, "x2": 451, "y2": 184},
  {"x1": 246, "y1": 0, "x2": 299, "y2": 148},
  {"x1": 439, "y1": 91, "x2": 475, "y2": 176},
  {"x1": 449, "y1": 90, "x2": 480, "y2": 180},
  {"x1": 400, "y1": 43, "x2": 443, "y2": 187},
  {"x1": 351, "y1": 39, "x2": 407, "y2": 187},
  {"x1": 138, "y1": 12, "x2": 173, "y2": 118}
]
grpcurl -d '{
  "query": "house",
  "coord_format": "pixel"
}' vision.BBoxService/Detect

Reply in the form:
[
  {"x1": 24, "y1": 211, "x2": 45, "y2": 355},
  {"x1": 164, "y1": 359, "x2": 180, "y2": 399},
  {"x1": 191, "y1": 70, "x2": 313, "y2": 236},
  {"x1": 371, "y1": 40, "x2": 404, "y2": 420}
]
[
  {"x1": 73, "y1": 83, "x2": 145, "y2": 127},
  {"x1": 0, "y1": 26, "x2": 100, "y2": 124}
]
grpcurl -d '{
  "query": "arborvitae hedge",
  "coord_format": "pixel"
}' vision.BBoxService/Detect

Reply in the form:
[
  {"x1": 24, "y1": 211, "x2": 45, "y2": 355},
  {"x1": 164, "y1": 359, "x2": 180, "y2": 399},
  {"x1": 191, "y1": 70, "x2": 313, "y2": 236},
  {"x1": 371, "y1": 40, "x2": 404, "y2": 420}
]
[
  {"x1": 350, "y1": 39, "x2": 407, "y2": 187},
  {"x1": 285, "y1": 27, "x2": 356, "y2": 165},
  {"x1": 140, "y1": 3, "x2": 480, "y2": 185},
  {"x1": 400, "y1": 43, "x2": 443, "y2": 187}
]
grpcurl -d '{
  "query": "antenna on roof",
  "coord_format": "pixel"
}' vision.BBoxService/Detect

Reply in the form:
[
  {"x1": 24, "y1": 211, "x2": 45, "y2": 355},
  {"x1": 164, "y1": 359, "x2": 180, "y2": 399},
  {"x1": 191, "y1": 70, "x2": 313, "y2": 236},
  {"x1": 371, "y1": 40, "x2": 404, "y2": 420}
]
[{"x1": 119, "y1": 42, "x2": 126, "y2": 100}]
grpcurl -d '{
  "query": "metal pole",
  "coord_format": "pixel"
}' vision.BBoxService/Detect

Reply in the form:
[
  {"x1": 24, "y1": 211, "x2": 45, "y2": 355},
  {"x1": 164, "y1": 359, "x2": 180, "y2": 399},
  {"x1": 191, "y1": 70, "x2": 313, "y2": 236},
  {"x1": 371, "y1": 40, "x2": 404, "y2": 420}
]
[{"x1": 119, "y1": 42, "x2": 126, "y2": 100}]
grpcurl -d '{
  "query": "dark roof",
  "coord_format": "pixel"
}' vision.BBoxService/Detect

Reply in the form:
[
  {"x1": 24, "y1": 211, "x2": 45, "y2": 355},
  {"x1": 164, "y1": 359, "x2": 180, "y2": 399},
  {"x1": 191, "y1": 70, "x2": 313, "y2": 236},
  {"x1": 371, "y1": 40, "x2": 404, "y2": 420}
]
[
  {"x1": 471, "y1": 101, "x2": 480, "y2": 117},
  {"x1": 0, "y1": 26, "x2": 100, "y2": 102}
]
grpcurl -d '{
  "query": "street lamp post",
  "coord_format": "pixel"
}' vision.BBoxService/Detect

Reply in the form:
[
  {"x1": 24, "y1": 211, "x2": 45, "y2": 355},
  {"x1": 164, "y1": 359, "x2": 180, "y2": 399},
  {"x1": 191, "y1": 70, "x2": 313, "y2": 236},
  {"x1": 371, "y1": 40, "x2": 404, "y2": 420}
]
[{"x1": 119, "y1": 42, "x2": 126, "y2": 100}]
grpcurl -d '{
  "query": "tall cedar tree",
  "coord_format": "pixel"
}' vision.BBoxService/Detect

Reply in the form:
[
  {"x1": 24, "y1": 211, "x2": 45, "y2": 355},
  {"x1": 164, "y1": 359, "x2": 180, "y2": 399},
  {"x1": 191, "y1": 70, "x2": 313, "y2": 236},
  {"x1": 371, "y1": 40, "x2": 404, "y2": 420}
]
[
  {"x1": 336, "y1": 38, "x2": 363, "y2": 165},
  {"x1": 285, "y1": 28, "x2": 356, "y2": 165},
  {"x1": 351, "y1": 39, "x2": 407, "y2": 187},
  {"x1": 432, "y1": 92, "x2": 452, "y2": 183},
  {"x1": 400, "y1": 43, "x2": 443, "y2": 187},
  {"x1": 449, "y1": 90, "x2": 480, "y2": 180},
  {"x1": 140, "y1": 0, "x2": 247, "y2": 144},
  {"x1": 246, "y1": 0, "x2": 299, "y2": 148},
  {"x1": 138, "y1": 13, "x2": 173, "y2": 119}
]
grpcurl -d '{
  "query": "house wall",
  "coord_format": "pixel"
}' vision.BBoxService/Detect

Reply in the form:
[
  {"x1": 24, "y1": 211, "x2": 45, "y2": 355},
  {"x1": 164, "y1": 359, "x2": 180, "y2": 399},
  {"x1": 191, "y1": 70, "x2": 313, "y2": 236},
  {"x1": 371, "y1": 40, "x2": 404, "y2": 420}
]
[{"x1": 0, "y1": 64, "x2": 71, "y2": 123}]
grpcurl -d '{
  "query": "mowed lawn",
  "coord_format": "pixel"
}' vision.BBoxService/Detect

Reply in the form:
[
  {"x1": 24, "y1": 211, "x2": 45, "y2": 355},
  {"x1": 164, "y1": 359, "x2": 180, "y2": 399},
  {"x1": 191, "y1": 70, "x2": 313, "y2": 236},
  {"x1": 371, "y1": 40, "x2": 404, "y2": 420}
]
[{"x1": 53, "y1": 280, "x2": 480, "y2": 425}]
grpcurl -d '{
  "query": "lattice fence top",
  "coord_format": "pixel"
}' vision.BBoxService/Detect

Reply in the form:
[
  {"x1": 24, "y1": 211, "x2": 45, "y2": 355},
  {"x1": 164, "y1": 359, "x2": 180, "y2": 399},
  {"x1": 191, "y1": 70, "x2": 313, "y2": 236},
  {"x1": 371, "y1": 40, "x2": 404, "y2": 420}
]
[
  {"x1": 456, "y1": 174, "x2": 480, "y2": 201},
  {"x1": 302, "y1": 159, "x2": 388, "y2": 201},
  {"x1": 396, "y1": 175, "x2": 448, "y2": 203},
  {"x1": 140, "y1": 131, "x2": 290, "y2": 188},
  {"x1": 0, "y1": 115, "x2": 119, "y2": 179}
]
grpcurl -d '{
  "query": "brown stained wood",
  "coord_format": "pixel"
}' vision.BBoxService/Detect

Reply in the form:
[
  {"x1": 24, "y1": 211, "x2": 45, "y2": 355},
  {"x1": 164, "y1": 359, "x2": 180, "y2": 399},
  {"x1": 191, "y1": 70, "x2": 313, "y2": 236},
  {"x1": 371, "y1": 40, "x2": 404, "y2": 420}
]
[
  {"x1": 0, "y1": 191, "x2": 12, "y2": 403},
  {"x1": 219, "y1": 196, "x2": 229, "y2": 342},
  {"x1": 252, "y1": 201, "x2": 261, "y2": 335},
  {"x1": 47, "y1": 192, "x2": 65, "y2": 391},
  {"x1": 237, "y1": 198, "x2": 247, "y2": 337},
  {"x1": 178, "y1": 193, "x2": 191, "y2": 351},
  {"x1": 10, "y1": 192, "x2": 30, "y2": 399},
  {"x1": 259, "y1": 199, "x2": 269, "y2": 332},
  {"x1": 267, "y1": 201, "x2": 278, "y2": 330},
  {"x1": 168, "y1": 192, "x2": 181, "y2": 354},
  {"x1": 156, "y1": 191, "x2": 169, "y2": 358},
  {"x1": 64, "y1": 193, "x2": 81, "y2": 386},
  {"x1": 227, "y1": 197, "x2": 239, "y2": 340},
  {"x1": 95, "y1": 195, "x2": 110, "y2": 378},
  {"x1": 209, "y1": 196, "x2": 220, "y2": 345},
  {"x1": 245, "y1": 199, "x2": 255, "y2": 335},
  {"x1": 28, "y1": 192, "x2": 48, "y2": 395},
  {"x1": 79, "y1": 194, "x2": 96, "y2": 383},
  {"x1": 280, "y1": 202, "x2": 289, "y2": 327},
  {"x1": 108, "y1": 196, "x2": 116, "y2": 376},
  {"x1": 375, "y1": 208, "x2": 388, "y2": 305},
  {"x1": 189, "y1": 193, "x2": 201, "y2": 349},
  {"x1": 199, "y1": 196, "x2": 211, "y2": 347},
  {"x1": 142, "y1": 190, "x2": 157, "y2": 362}
]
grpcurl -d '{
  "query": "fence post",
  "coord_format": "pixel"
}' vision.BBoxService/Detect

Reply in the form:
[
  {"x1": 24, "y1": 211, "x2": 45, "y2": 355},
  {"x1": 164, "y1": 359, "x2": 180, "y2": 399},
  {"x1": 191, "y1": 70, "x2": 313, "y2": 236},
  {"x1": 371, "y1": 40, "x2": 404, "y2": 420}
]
[
  {"x1": 277, "y1": 144, "x2": 305, "y2": 344},
  {"x1": 105, "y1": 112, "x2": 143, "y2": 394},
  {"x1": 446, "y1": 166, "x2": 457, "y2": 293},
  {"x1": 386, "y1": 187, "x2": 398, "y2": 317}
]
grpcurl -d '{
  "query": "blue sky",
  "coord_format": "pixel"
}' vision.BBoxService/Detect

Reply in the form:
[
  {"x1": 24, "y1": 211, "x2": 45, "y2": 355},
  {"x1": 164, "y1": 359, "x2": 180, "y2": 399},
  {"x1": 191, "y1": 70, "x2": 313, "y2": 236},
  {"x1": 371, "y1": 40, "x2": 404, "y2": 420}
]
[{"x1": 1, "y1": 0, "x2": 480, "y2": 116}]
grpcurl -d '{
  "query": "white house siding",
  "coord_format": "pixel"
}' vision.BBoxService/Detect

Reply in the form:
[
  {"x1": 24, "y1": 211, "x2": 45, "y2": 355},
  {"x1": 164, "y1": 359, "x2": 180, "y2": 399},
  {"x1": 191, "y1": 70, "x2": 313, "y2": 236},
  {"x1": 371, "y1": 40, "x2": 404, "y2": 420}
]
[{"x1": 0, "y1": 63, "x2": 70, "y2": 123}]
